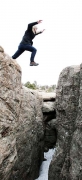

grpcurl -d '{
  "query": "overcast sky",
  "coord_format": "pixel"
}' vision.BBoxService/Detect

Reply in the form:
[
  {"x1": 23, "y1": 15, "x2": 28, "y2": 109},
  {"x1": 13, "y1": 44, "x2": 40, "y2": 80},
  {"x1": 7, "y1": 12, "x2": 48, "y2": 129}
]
[{"x1": 1, "y1": 0, "x2": 82, "y2": 85}]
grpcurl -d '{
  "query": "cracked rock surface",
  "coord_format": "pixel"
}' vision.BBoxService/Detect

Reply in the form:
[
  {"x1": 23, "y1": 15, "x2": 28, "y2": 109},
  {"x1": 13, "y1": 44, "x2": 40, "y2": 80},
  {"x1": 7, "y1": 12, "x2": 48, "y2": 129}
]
[
  {"x1": 0, "y1": 47, "x2": 44, "y2": 180},
  {"x1": 49, "y1": 65, "x2": 82, "y2": 180}
]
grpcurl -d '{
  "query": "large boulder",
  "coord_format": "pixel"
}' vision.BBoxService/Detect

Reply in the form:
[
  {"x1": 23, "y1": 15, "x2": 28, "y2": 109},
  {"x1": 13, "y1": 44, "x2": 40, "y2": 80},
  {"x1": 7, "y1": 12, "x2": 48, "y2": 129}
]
[
  {"x1": 0, "y1": 47, "x2": 21, "y2": 180},
  {"x1": 0, "y1": 47, "x2": 44, "y2": 180},
  {"x1": 9, "y1": 86, "x2": 44, "y2": 180},
  {"x1": 48, "y1": 65, "x2": 82, "y2": 180}
]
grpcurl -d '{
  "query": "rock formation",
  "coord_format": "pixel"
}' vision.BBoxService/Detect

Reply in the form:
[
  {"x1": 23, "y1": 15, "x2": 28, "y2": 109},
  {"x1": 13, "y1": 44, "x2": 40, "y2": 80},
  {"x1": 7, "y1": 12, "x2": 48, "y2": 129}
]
[
  {"x1": 1, "y1": 46, "x2": 82, "y2": 180},
  {"x1": 49, "y1": 65, "x2": 82, "y2": 180},
  {"x1": 0, "y1": 46, "x2": 44, "y2": 180}
]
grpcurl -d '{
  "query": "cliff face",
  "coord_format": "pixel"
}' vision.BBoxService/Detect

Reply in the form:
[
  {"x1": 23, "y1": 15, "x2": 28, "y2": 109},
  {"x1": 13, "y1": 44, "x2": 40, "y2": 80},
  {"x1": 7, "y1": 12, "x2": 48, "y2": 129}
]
[
  {"x1": 49, "y1": 65, "x2": 82, "y2": 180},
  {"x1": 0, "y1": 47, "x2": 44, "y2": 180}
]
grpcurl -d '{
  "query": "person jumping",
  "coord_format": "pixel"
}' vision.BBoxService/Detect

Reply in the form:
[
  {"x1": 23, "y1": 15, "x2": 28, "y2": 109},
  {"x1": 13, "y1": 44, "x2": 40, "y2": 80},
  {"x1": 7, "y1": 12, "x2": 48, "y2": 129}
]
[{"x1": 12, "y1": 20, "x2": 45, "y2": 66}]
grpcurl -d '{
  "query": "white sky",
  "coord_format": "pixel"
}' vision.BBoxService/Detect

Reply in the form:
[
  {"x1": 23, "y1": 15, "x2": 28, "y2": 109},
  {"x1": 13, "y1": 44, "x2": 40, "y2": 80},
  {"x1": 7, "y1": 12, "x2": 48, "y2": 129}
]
[{"x1": 1, "y1": 0, "x2": 82, "y2": 85}]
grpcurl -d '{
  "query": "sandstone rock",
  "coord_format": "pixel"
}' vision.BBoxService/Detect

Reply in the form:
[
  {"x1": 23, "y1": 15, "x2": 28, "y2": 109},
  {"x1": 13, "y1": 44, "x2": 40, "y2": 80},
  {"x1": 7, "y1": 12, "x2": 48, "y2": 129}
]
[{"x1": 49, "y1": 65, "x2": 82, "y2": 180}]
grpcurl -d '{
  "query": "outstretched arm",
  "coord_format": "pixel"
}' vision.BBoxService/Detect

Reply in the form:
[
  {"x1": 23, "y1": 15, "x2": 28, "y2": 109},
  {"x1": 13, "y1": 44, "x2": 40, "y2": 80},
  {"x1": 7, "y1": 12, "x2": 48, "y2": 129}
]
[
  {"x1": 28, "y1": 22, "x2": 38, "y2": 30},
  {"x1": 37, "y1": 20, "x2": 43, "y2": 24},
  {"x1": 28, "y1": 20, "x2": 43, "y2": 30},
  {"x1": 35, "y1": 29, "x2": 45, "y2": 35}
]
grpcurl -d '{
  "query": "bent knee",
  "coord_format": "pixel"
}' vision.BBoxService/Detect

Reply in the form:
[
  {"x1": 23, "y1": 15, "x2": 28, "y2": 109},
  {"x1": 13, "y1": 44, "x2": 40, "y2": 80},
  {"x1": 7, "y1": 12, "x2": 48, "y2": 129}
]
[{"x1": 34, "y1": 48, "x2": 37, "y2": 53}]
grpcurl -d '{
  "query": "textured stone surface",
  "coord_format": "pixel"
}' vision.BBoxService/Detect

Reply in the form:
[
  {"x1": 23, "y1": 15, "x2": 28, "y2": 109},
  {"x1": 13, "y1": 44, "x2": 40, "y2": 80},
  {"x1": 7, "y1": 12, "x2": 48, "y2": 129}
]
[
  {"x1": 0, "y1": 48, "x2": 21, "y2": 180},
  {"x1": 9, "y1": 86, "x2": 44, "y2": 180},
  {"x1": 49, "y1": 65, "x2": 82, "y2": 180},
  {"x1": 41, "y1": 92, "x2": 56, "y2": 151},
  {"x1": 38, "y1": 91, "x2": 56, "y2": 101},
  {"x1": 0, "y1": 48, "x2": 44, "y2": 180},
  {"x1": 0, "y1": 46, "x2": 4, "y2": 52}
]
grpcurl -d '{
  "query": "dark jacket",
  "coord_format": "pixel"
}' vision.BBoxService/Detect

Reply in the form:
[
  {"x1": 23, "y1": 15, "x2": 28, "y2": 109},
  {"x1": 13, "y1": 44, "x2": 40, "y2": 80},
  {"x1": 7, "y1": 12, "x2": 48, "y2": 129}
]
[{"x1": 20, "y1": 22, "x2": 42, "y2": 45}]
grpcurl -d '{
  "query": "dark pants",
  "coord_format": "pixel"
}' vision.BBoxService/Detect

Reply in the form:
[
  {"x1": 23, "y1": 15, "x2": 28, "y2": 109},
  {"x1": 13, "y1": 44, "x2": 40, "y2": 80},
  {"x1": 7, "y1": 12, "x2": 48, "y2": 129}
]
[{"x1": 12, "y1": 43, "x2": 37, "y2": 62}]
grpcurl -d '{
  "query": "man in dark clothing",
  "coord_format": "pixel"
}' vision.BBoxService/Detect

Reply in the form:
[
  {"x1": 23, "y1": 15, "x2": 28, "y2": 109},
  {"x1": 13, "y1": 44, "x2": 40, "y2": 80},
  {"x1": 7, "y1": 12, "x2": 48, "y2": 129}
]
[{"x1": 12, "y1": 20, "x2": 45, "y2": 66}]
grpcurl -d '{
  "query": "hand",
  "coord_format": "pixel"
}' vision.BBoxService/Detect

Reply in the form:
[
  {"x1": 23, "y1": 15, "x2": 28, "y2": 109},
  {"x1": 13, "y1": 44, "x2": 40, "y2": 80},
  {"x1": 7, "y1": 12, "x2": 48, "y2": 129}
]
[
  {"x1": 41, "y1": 29, "x2": 45, "y2": 33},
  {"x1": 38, "y1": 20, "x2": 43, "y2": 24}
]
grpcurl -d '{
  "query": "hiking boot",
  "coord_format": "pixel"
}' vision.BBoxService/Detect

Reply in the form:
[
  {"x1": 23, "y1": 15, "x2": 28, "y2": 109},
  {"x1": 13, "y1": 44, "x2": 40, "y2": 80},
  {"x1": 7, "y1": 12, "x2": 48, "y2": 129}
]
[{"x1": 30, "y1": 61, "x2": 39, "y2": 66}]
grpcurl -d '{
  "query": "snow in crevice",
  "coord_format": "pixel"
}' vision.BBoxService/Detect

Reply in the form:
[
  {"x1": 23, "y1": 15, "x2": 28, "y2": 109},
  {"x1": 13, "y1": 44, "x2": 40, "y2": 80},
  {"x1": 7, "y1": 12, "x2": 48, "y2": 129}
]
[{"x1": 35, "y1": 148, "x2": 55, "y2": 180}]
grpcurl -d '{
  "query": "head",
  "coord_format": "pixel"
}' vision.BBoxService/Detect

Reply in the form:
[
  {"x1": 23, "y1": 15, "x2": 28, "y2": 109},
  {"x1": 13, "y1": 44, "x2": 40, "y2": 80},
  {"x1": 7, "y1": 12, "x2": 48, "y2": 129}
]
[{"x1": 32, "y1": 26, "x2": 38, "y2": 34}]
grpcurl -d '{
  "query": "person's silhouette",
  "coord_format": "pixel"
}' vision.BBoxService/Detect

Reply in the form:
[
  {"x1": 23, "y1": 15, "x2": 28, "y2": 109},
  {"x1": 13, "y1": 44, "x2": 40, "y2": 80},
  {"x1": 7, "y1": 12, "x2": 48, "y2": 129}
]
[{"x1": 12, "y1": 20, "x2": 45, "y2": 66}]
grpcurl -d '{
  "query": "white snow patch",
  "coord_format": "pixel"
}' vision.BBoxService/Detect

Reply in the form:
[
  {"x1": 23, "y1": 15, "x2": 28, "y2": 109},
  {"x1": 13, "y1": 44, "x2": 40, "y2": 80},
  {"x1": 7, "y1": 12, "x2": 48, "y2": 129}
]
[{"x1": 35, "y1": 148, "x2": 55, "y2": 180}]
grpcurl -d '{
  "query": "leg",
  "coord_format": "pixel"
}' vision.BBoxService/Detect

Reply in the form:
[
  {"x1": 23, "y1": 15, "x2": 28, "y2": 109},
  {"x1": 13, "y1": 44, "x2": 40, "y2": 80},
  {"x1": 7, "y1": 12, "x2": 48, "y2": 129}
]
[
  {"x1": 29, "y1": 46, "x2": 37, "y2": 62},
  {"x1": 12, "y1": 46, "x2": 25, "y2": 59},
  {"x1": 13, "y1": 44, "x2": 39, "y2": 66},
  {"x1": 24, "y1": 45, "x2": 39, "y2": 66},
  {"x1": 20, "y1": 44, "x2": 37, "y2": 62}
]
